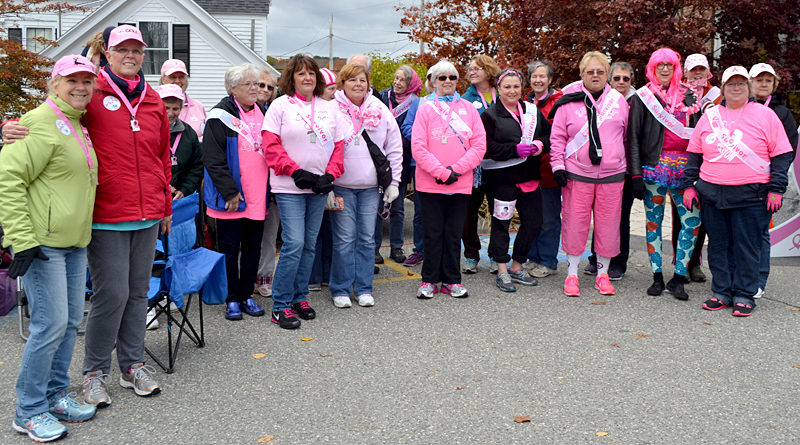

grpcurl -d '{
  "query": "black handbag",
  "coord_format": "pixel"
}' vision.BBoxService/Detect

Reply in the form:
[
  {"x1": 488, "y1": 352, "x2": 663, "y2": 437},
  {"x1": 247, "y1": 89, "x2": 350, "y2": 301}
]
[{"x1": 361, "y1": 132, "x2": 393, "y2": 191}]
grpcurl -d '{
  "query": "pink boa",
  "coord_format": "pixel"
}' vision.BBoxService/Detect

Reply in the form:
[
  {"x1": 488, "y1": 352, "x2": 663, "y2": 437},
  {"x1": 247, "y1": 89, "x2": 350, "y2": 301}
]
[{"x1": 645, "y1": 48, "x2": 700, "y2": 114}]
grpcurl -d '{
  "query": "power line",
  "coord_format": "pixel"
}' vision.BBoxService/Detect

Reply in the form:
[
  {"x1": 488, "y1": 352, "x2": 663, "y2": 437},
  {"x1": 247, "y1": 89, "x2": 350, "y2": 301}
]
[
  {"x1": 333, "y1": 35, "x2": 408, "y2": 45},
  {"x1": 276, "y1": 36, "x2": 329, "y2": 57}
]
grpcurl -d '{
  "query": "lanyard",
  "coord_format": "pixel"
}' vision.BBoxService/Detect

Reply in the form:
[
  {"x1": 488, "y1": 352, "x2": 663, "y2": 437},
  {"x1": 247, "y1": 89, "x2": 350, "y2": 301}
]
[
  {"x1": 170, "y1": 132, "x2": 182, "y2": 155},
  {"x1": 45, "y1": 98, "x2": 94, "y2": 169},
  {"x1": 502, "y1": 101, "x2": 525, "y2": 133},
  {"x1": 433, "y1": 90, "x2": 454, "y2": 125},
  {"x1": 764, "y1": 96, "x2": 772, "y2": 108},
  {"x1": 233, "y1": 98, "x2": 261, "y2": 148},
  {"x1": 478, "y1": 88, "x2": 496, "y2": 109},
  {"x1": 346, "y1": 95, "x2": 369, "y2": 137},
  {"x1": 99, "y1": 69, "x2": 148, "y2": 131}
]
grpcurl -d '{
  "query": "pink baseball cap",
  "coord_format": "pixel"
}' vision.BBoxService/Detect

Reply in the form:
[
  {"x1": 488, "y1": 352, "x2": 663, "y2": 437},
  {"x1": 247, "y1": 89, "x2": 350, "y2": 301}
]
[
  {"x1": 320, "y1": 68, "x2": 337, "y2": 86},
  {"x1": 161, "y1": 59, "x2": 188, "y2": 76},
  {"x1": 749, "y1": 63, "x2": 776, "y2": 79},
  {"x1": 157, "y1": 84, "x2": 185, "y2": 102},
  {"x1": 51, "y1": 54, "x2": 96, "y2": 79},
  {"x1": 107, "y1": 25, "x2": 147, "y2": 48},
  {"x1": 684, "y1": 54, "x2": 710, "y2": 72},
  {"x1": 721, "y1": 66, "x2": 749, "y2": 86}
]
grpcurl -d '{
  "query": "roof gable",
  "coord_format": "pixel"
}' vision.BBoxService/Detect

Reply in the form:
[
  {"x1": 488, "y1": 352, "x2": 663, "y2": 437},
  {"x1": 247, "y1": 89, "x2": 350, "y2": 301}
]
[{"x1": 193, "y1": 0, "x2": 270, "y2": 15}]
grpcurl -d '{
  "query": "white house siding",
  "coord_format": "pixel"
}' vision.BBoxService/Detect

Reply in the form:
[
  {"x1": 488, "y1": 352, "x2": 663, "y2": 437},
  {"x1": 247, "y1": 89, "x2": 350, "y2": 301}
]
[{"x1": 212, "y1": 14, "x2": 267, "y2": 60}]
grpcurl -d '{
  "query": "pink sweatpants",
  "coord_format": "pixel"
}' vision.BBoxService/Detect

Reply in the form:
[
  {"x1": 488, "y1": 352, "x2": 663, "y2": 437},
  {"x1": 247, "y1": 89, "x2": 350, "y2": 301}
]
[{"x1": 560, "y1": 179, "x2": 624, "y2": 258}]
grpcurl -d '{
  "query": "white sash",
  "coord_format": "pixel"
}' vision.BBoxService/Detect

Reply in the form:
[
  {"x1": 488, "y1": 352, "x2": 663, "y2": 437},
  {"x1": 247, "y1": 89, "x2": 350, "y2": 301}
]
[
  {"x1": 206, "y1": 108, "x2": 256, "y2": 148},
  {"x1": 287, "y1": 97, "x2": 336, "y2": 157},
  {"x1": 428, "y1": 99, "x2": 473, "y2": 140},
  {"x1": 701, "y1": 86, "x2": 720, "y2": 104},
  {"x1": 705, "y1": 105, "x2": 770, "y2": 175},
  {"x1": 391, "y1": 94, "x2": 416, "y2": 118},
  {"x1": 636, "y1": 86, "x2": 694, "y2": 140},
  {"x1": 564, "y1": 88, "x2": 622, "y2": 159},
  {"x1": 482, "y1": 102, "x2": 538, "y2": 170}
]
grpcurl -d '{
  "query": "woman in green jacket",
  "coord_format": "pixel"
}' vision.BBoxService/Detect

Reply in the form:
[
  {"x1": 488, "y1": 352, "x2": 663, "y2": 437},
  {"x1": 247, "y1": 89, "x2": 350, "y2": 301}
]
[{"x1": 0, "y1": 55, "x2": 99, "y2": 443}]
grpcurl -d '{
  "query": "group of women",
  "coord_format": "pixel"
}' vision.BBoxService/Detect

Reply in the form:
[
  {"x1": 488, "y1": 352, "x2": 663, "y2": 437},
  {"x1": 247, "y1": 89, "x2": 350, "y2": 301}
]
[{"x1": 0, "y1": 30, "x2": 796, "y2": 442}]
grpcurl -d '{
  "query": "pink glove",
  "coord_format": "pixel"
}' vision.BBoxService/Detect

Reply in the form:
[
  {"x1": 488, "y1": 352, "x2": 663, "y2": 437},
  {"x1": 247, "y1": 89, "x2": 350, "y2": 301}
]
[
  {"x1": 767, "y1": 192, "x2": 783, "y2": 212},
  {"x1": 682, "y1": 187, "x2": 699, "y2": 211},
  {"x1": 516, "y1": 143, "x2": 533, "y2": 158},
  {"x1": 530, "y1": 140, "x2": 544, "y2": 156}
]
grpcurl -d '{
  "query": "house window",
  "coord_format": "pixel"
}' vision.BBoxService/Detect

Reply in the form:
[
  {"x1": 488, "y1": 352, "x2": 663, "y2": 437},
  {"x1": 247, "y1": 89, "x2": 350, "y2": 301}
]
[
  {"x1": 26, "y1": 27, "x2": 53, "y2": 53},
  {"x1": 172, "y1": 24, "x2": 190, "y2": 74},
  {"x1": 8, "y1": 28, "x2": 22, "y2": 45},
  {"x1": 139, "y1": 21, "x2": 169, "y2": 75}
]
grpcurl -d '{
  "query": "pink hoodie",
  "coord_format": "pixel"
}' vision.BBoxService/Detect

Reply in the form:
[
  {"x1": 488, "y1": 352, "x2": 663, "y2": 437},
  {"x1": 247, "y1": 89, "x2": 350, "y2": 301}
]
[
  {"x1": 411, "y1": 95, "x2": 486, "y2": 194},
  {"x1": 550, "y1": 84, "x2": 629, "y2": 180}
]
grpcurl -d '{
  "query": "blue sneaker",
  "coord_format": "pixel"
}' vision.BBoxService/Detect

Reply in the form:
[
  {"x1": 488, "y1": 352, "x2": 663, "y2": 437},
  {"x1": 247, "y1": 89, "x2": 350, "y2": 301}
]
[
  {"x1": 49, "y1": 391, "x2": 96, "y2": 423},
  {"x1": 12, "y1": 412, "x2": 67, "y2": 442},
  {"x1": 241, "y1": 298, "x2": 265, "y2": 316},
  {"x1": 224, "y1": 302, "x2": 243, "y2": 320},
  {"x1": 462, "y1": 258, "x2": 479, "y2": 274}
]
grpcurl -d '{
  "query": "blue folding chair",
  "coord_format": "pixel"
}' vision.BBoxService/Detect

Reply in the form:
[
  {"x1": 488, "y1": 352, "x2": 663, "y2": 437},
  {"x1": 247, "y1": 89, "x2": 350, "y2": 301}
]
[{"x1": 146, "y1": 192, "x2": 226, "y2": 373}]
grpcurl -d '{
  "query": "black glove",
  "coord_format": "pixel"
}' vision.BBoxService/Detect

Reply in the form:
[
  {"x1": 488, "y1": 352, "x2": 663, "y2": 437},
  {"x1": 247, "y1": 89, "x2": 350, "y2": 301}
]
[
  {"x1": 292, "y1": 169, "x2": 320, "y2": 190},
  {"x1": 8, "y1": 246, "x2": 49, "y2": 279},
  {"x1": 435, "y1": 167, "x2": 461, "y2": 185},
  {"x1": 631, "y1": 176, "x2": 645, "y2": 200},
  {"x1": 553, "y1": 169, "x2": 568, "y2": 187},
  {"x1": 312, "y1": 173, "x2": 335, "y2": 194}
]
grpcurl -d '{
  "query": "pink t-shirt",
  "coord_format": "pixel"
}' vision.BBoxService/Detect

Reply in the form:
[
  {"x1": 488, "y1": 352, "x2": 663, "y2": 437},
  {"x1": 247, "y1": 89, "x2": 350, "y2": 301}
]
[
  {"x1": 262, "y1": 95, "x2": 344, "y2": 194},
  {"x1": 207, "y1": 105, "x2": 268, "y2": 220},
  {"x1": 180, "y1": 94, "x2": 206, "y2": 138},
  {"x1": 688, "y1": 102, "x2": 793, "y2": 186}
]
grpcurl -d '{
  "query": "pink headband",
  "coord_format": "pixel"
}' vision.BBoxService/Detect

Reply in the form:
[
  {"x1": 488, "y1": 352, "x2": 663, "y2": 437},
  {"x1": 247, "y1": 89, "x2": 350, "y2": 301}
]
[{"x1": 496, "y1": 69, "x2": 522, "y2": 88}]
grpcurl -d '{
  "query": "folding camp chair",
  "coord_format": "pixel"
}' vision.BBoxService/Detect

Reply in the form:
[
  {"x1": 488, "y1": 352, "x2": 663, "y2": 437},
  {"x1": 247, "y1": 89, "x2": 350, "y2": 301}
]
[{"x1": 145, "y1": 192, "x2": 226, "y2": 373}]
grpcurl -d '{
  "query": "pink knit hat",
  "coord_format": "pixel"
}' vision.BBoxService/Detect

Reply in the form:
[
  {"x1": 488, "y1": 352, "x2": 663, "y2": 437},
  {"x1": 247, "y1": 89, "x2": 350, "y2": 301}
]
[{"x1": 319, "y1": 68, "x2": 337, "y2": 86}]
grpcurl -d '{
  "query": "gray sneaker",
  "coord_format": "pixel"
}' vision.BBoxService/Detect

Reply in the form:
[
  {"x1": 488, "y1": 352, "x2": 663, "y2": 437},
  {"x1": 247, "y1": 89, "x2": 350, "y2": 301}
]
[
  {"x1": 495, "y1": 272, "x2": 517, "y2": 292},
  {"x1": 462, "y1": 258, "x2": 478, "y2": 274},
  {"x1": 489, "y1": 260, "x2": 499, "y2": 274},
  {"x1": 529, "y1": 263, "x2": 556, "y2": 278},
  {"x1": 82, "y1": 370, "x2": 111, "y2": 407},
  {"x1": 119, "y1": 363, "x2": 161, "y2": 397},
  {"x1": 508, "y1": 269, "x2": 538, "y2": 286}
]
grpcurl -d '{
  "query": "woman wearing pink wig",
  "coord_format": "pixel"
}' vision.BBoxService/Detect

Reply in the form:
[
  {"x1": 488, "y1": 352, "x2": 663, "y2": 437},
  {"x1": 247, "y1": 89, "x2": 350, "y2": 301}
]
[{"x1": 628, "y1": 47, "x2": 702, "y2": 302}]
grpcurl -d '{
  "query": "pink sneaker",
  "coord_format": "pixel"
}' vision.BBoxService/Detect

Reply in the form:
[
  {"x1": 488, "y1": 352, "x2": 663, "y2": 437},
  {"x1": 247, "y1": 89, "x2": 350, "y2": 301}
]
[
  {"x1": 564, "y1": 274, "x2": 580, "y2": 297},
  {"x1": 594, "y1": 273, "x2": 615, "y2": 295}
]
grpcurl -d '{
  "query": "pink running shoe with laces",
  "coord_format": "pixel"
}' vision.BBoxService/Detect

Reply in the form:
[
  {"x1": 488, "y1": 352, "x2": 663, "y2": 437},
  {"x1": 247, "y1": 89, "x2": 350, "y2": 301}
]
[
  {"x1": 594, "y1": 273, "x2": 615, "y2": 295},
  {"x1": 564, "y1": 274, "x2": 580, "y2": 297}
]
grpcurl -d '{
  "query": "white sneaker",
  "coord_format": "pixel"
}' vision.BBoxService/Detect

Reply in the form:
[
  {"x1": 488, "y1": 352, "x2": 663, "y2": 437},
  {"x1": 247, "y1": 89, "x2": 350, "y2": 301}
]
[
  {"x1": 255, "y1": 282, "x2": 272, "y2": 297},
  {"x1": 530, "y1": 264, "x2": 556, "y2": 278},
  {"x1": 489, "y1": 260, "x2": 498, "y2": 274},
  {"x1": 332, "y1": 296, "x2": 352, "y2": 308},
  {"x1": 357, "y1": 294, "x2": 374, "y2": 307},
  {"x1": 754, "y1": 287, "x2": 764, "y2": 299},
  {"x1": 146, "y1": 308, "x2": 159, "y2": 330}
]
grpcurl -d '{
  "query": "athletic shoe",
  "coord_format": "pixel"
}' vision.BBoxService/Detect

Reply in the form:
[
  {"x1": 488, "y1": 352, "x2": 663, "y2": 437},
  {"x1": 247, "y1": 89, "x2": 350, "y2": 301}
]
[
  {"x1": 702, "y1": 297, "x2": 730, "y2": 311},
  {"x1": 374, "y1": 251, "x2": 384, "y2": 264},
  {"x1": 489, "y1": 260, "x2": 498, "y2": 274},
  {"x1": 12, "y1": 412, "x2": 67, "y2": 442},
  {"x1": 332, "y1": 296, "x2": 352, "y2": 308},
  {"x1": 754, "y1": 287, "x2": 764, "y2": 299},
  {"x1": 146, "y1": 308, "x2": 159, "y2": 330},
  {"x1": 732, "y1": 302, "x2": 754, "y2": 317},
  {"x1": 241, "y1": 298, "x2": 266, "y2": 316},
  {"x1": 688, "y1": 265, "x2": 707, "y2": 282},
  {"x1": 119, "y1": 363, "x2": 161, "y2": 397},
  {"x1": 529, "y1": 263, "x2": 556, "y2": 278},
  {"x1": 607, "y1": 267, "x2": 624, "y2": 281},
  {"x1": 564, "y1": 274, "x2": 580, "y2": 297},
  {"x1": 255, "y1": 276, "x2": 272, "y2": 297},
  {"x1": 462, "y1": 258, "x2": 479, "y2": 274},
  {"x1": 403, "y1": 251, "x2": 423, "y2": 266},
  {"x1": 441, "y1": 283, "x2": 468, "y2": 298},
  {"x1": 357, "y1": 294, "x2": 375, "y2": 307},
  {"x1": 82, "y1": 371, "x2": 111, "y2": 407},
  {"x1": 583, "y1": 262, "x2": 597, "y2": 275},
  {"x1": 508, "y1": 269, "x2": 537, "y2": 286},
  {"x1": 272, "y1": 309, "x2": 301, "y2": 329},
  {"x1": 495, "y1": 272, "x2": 517, "y2": 292},
  {"x1": 224, "y1": 302, "x2": 243, "y2": 320},
  {"x1": 665, "y1": 276, "x2": 689, "y2": 301},
  {"x1": 646, "y1": 279, "x2": 665, "y2": 296},
  {"x1": 308, "y1": 282, "x2": 322, "y2": 292},
  {"x1": 48, "y1": 391, "x2": 96, "y2": 423},
  {"x1": 594, "y1": 273, "x2": 615, "y2": 295},
  {"x1": 416, "y1": 282, "x2": 437, "y2": 299},
  {"x1": 389, "y1": 248, "x2": 406, "y2": 263},
  {"x1": 291, "y1": 301, "x2": 316, "y2": 319}
]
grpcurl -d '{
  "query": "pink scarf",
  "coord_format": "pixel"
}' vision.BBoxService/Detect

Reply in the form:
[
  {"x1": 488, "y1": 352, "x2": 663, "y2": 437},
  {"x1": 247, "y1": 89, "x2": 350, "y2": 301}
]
[{"x1": 395, "y1": 70, "x2": 423, "y2": 103}]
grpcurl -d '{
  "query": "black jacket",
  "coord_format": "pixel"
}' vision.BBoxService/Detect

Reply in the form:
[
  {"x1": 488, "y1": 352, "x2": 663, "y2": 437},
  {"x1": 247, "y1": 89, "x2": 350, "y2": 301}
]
[
  {"x1": 170, "y1": 120, "x2": 204, "y2": 197},
  {"x1": 480, "y1": 99, "x2": 551, "y2": 185},
  {"x1": 756, "y1": 96, "x2": 798, "y2": 159},
  {"x1": 627, "y1": 87, "x2": 701, "y2": 176}
]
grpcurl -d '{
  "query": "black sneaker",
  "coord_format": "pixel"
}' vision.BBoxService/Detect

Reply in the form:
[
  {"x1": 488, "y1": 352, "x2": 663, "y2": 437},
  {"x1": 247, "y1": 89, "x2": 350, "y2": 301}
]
[
  {"x1": 389, "y1": 248, "x2": 406, "y2": 263},
  {"x1": 291, "y1": 301, "x2": 316, "y2": 320},
  {"x1": 583, "y1": 262, "x2": 597, "y2": 275},
  {"x1": 646, "y1": 279, "x2": 665, "y2": 296},
  {"x1": 665, "y1": 277, "x2": 689, "y2": 301},
  {"x1": 271, "y1": 309, "x2": 301, "y2": 329},
  {"x1": 374, "y1": 251, "x2": 384, "y2": 264},
  {"x1": 732, "y1": 302, "x2": 754, "y2": 317}
]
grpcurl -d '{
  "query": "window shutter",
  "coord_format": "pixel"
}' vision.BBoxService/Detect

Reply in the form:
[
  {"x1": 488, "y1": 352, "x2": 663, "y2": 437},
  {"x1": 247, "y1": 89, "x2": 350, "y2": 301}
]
[
  {"x1": 8, "y1": 28, "x2": 22, "y2": 44},
  {"x1": 172, "y1": 24, "x2": 190, "y2": 74}
]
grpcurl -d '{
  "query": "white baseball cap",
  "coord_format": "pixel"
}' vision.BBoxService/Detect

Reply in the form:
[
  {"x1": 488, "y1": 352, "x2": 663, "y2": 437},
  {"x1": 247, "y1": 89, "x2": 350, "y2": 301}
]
[
  {"x1": 748, "y1": 63, "x2": 776, "y2": 79},
  {"x1": 721, "y1": 66, "x2": 749, "y2": 86}
]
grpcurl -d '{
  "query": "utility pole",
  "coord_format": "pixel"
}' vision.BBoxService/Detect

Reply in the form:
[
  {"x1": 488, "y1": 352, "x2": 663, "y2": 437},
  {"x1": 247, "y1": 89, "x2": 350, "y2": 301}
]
[
  {"x1": 419, "y1": 0, "x2": 425, "y2": 55},
  {"x1": 328, "y1": 15, "x2": 333, "y2": 70}
]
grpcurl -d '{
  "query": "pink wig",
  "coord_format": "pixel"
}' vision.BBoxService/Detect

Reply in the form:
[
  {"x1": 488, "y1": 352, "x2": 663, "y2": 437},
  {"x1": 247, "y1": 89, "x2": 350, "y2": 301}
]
[{"x1": 645, "y1": 48, "x2": 684, "y2": 104}]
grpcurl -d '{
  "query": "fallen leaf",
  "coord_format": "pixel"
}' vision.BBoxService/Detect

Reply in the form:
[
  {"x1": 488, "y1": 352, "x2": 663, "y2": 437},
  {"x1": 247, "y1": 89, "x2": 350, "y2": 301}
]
[
  {"x1": 300, "y1": 338, "x2": 313, "y2": 341},
  {"x1": 319, "y1": 353, "x2": 331, "y2": 357},
  {"x1": 793, "y1": 365, "x2": 800, "y2": 369},
  {"x1": 703, "y1": 322, "x2": 713, "y2": 326},
  {"x1": 610, "y1": 343, "x2": 621, "y2": 348},
  {"x1": 792, "y1": 308, "x2": 800, "y2": 312},
  {"x1": 632, "y1": 334, "x2": 648, "y2": 338},
  {"x1": 258, "y1": 435, "x2": 276, "y2": 443},
  {"x1": 252, "y1": 353, "x2": 266, "y2": 359},
  {"x1": 557, "y1": 376, "x2": 565, "y2": 380},
  {"x1": 635, "y1": 263, "x2": 644, "y2": 267},
  {"x1": 591, "y1": 301, "x2": 606, "y2": 305},
  {"x1": 456, "y1": 386, "x2": 466, "y2": 390},
  {"x1": 596, "y1": 431, "x2": 608, "y2": 436},
  {"x1": 513, "y1": 414, "x2": 531, "y2": 423},
  {"x1": 431, "y1": 369, "x2": 437, "y2": 373}
]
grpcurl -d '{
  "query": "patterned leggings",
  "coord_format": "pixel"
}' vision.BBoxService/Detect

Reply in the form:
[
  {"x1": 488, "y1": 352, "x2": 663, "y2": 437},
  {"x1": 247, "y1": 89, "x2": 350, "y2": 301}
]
[{"x1": 643, "y1": 182, "x2": 701, "y2": 276}]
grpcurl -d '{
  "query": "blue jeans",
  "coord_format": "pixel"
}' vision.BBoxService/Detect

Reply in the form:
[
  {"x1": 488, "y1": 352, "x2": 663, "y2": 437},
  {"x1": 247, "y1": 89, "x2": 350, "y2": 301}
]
[
  {"x1": 374, "y1": 179, "x2": 407, "y2": 251},
  {"x1": 331, "y1": 186, "x2": 379, "y2": 296},
  {"x1": 310, "y1": 211, "x2": 333, "y2": 285},
  {"x1": 527, "y1": 186, "x2": 561, "y2": 270},
  {"x1": 16, "y1": 246, "x2": 86, "y2": 417},
  {"x1": 272, "y1": 193, "x2": 326, "y2": 311}
]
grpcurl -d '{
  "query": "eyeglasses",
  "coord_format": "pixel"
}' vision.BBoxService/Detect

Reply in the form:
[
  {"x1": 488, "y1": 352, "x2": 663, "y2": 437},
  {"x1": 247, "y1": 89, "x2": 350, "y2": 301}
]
[
  {"x1": 468, "y1": 66, "x2": 483, "y2": 73},
  {"x1": 584, "y1": 70, "x2": 606, "y2": 76},
  {"x1": 437, "y1": 75, "x2": 458, "y2": 81},
  {"x1": 259, "y1": 83, "x2": 275, "y2": 91},
  {"x1": 377, "y1": 202, "x2": 391, "y2": 220},
  {"x1": 111, "y1": 47, "x2": 144, "y2": 57},
  {"x1": 726, "y1": 82, "x2": 748, "y2": 89},
  {"x1": 656, "y1": 63, "x2": 673, "y2": 71},
  {"x1": 238, "y1": 81, "x2": 259, "y2": 88},
  {"x1": 612, "y1": 75, "x2": 631, "y2": 82}
]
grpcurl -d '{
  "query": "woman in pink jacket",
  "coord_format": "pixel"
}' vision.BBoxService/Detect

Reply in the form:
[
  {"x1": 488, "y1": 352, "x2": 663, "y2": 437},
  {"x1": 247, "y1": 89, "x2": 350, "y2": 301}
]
[
  {"x1": 411, "y1": 60, "x2": 487, "y2": 299},
  {"x1": 549, "y1": 51, "x2": 629, "y2": 297}
]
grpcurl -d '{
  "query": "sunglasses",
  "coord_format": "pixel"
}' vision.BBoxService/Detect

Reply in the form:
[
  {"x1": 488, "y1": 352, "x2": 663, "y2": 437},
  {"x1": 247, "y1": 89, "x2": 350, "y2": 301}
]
[
  {"x1": 585, "y1": 70, "x2": 606, "y2": 76},
  {"x1": 259, "y1": 83, "x2": 275, "y2": 91},
  {"x1": 612, "y1": 75, "x2": 631, "y2": 82},
  {"x1": 437, "y1": 75, "x2": 458, "y2": 81}
]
